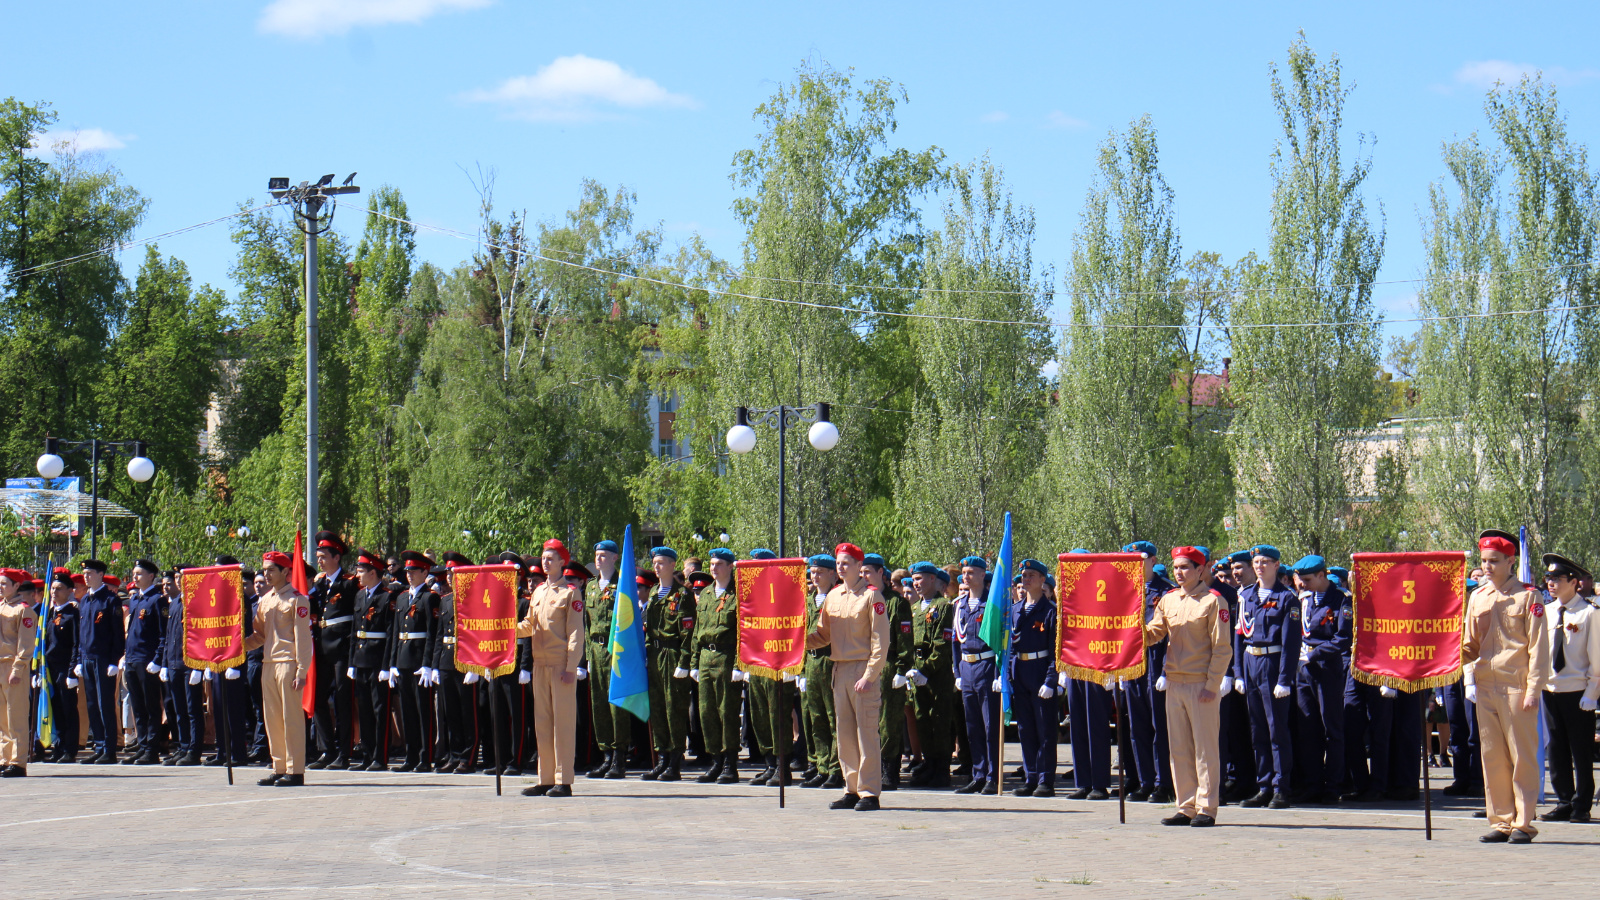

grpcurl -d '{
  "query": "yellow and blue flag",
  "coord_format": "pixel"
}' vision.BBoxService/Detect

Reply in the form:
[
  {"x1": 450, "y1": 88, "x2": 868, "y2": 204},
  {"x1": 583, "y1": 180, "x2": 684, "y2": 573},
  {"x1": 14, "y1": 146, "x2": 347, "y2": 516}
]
[
  {"x1": 978, "y1": 512, "x2": 1015, "y2": 720},
  {"x1": 608, "y1": 525, "x2": 650, "y2": 722},
  {"x1": 33, "y1": 558, "x2": 55, "y2": 748}
]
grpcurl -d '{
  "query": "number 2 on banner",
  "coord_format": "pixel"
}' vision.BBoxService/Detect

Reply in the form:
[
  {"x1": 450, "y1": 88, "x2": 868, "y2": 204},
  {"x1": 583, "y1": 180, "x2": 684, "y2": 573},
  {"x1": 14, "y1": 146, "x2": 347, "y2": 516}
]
[
  {"x1": 1402, "y1": 580, "x2": 1416, "y2": 605},
  {"x1": 1096, "y1": 580, "x2": 1108, "y2": 603}
]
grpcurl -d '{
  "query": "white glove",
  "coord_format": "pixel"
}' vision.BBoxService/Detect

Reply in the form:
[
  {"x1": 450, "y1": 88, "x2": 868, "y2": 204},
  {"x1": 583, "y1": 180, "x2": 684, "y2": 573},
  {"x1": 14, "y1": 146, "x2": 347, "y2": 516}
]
[
  {"x1": 31, "y1": 674, "x2": 41, "y2": 689},
  {"x1": 575, "y1": 667, "x2": 588, "y2": 681},
  {"x1": 66, "y1": 677, "x2": 79, "y2": 688},
  {"x1": 797, "y1": 676, "x2": 807, "y2": 692},
  {"x1": 990, "y1": 678, "x2": 1002, "y2": 692},
  {"x1": 1038, "y1": 685, "x2": 1055, "y2": 699},
  {"x1": 518, "y1": 670, "x2": 531, "y2": 685},
  {"x1": 428, "y1": 669, "x2": 441, "y2": 686},
  {"x1": 73, "y1": 663, "x2": 83, "y2": 678},
  {"x1": 378, "y1": 669, "x2": 391, "y2": 684},
  {"x1": 908, "y1": 668, "x2": 928, "y2": 686},
  {"x1": 955, "y1": 677, "x2": 964, "y2": 690},
  {"x1": 892, "y1": 673, "x2": 908, "y2": 689},
  {"x1": 204, "y1": 670, "x2": 214, "y2": 681},
  {"x1": 1380, "y1": 686, "x2": 1398, "y2": 699},
  {"x1": 672, "y1": 666, "x2": 689, "y2": 679},
  {"x1": 224, "y1": 667, "x2": 240, "y2": 681},
  {"x1": 689, "y1": 669, "x2": 701, "y2": 682},
  {"x1": 157, "y1": 667, "x2": 168, "y2": 683},
  {"x1": 727, "y1": 669, "x2": 739, "y2": 682},
  {"x1": 782, "y1": 671, "x2": 796, "y2": 683},
  {"x1": 1580, "y1": 696, "x2": 1598, "y2": 712},
  {"x1": 188, "y1": 669, "x2": 202, "y2": 685},
  {"x1": 389, "y1": 667, "x2": 401, "y2": 682},
  {"x1": 1220, "y1": 676, "x2": 1235, "y2": 694},
  {"x1": 107, "y1": 664, "x2": 119, "y2": 677},
  {"x1": 463, "y1": 672, "x2": 480, "y2": 684},
  {"x1": 1234, "y1": 677, "x2": 1246, "y2": 694},
  {"x1": 146, "y1": 661, "x2": 160, "y2": 674},
  {"x1": 346, "y1": 667, "x2": 356, "y2": 680},
  {"x1": 1107, "y1": 677, "x2": 1121, "y2": 691},
  {"x1": 1465, "y1": 685, "x2": 1477, "y2": 704},
  {"x1": 1155, "y1": 676, "x2": 1167, "y2": 692},
  {"x1": 1272, "y1": 684, "x2": 1291, "y2": 700}
]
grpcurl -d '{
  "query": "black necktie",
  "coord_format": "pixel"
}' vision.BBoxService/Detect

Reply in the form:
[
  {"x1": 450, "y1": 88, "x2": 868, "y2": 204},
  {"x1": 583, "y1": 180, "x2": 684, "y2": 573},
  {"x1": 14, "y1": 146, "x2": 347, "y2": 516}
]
[{"x1": 1553, "y1": 604, "x2": 1567, "y2": 673}]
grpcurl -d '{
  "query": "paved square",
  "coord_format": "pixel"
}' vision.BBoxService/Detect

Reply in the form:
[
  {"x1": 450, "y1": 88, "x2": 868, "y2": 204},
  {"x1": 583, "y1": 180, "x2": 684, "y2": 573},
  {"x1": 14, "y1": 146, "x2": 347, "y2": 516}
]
[{"x1": 2, "y1": 758, "x2": 1593, "y2": 899}]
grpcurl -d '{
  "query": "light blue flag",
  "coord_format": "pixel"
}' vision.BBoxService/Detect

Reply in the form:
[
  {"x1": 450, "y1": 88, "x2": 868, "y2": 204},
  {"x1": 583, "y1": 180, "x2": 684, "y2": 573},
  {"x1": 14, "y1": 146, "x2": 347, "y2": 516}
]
[
  {"x1": 608, "y1": 525, "x2": 650, "y2": 722},
  {"x1": 1522, "y1": 526, "x2": 1550, "y2": 803},
  {"x1": 33, "y1": 556, "x2": 55, "y2": 748},
  {"x1": 978, "y1": 513, "x2": 1015, "y2": 722}
]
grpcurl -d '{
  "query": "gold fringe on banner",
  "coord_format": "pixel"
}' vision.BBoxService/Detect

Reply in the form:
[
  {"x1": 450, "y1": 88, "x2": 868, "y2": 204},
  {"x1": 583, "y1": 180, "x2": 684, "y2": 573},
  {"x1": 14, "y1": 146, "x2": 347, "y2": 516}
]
[
  {"x1": 455, "y1": 659, "x2": 517, "y2": 680},
  {"x1": 1057, "y1": 661, "x2": 1146, "y2": 687},
  {"x1": 740, "y1": 661, "x2": 805, "y2": 681},
  {"x1": 1351, "y1": 667, "x2": 1461, "y2": 693},
  {"x1": 184, "y1": 650, "x2": 246, "y2": 674}
]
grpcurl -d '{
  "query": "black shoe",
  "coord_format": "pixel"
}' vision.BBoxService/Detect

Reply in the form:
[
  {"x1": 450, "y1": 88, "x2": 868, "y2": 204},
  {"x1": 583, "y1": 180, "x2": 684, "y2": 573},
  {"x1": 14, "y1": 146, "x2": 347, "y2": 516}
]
[
  {"x1": 605, "y1": 754, "x2": 626, "y2": 779},
  {"x1": 642, "y1": 757, "x2": 667, "y2": 781},
  {"x1": 980, "y1": 780, "x2": 999, "y2": 795},
  {"x1": 1128, "y1": 786, "x2": 1153, "y2": 802},
  {"x1": 660, "y1": 753, "x2": 682, "y2": 782},
  {"x1": 83, "y1": 752, "x2": 105, "y2": 765},
  {"x1": 1191, "y1": 814, "x2": 1216, "y2": 827},
  {"x1": 396, "y1": 761, "x2": 419, "y2": 773},
  {"x1": 161, "y1": 753, "x2": 180, "y2": 766},
  {"x1": 1150, "y1": 786, "x2": 1175, "y2": 804},
  {"x1": 522, "y1": 784, "x2": 551, "y2": 796},
  {"x1": 1385, "y1": 786, "x2": 1419, "y2": 802},
  {"x1": 1013, "y1": 782, "x2": 1036, "y2": 797},
  {"x1": 121, "y1": 753, "x2": 139, "y2": 766},
  {"x1": 435, "y1": 760, "x2": 458, "y2": 774},
  {"x1": 178, "y1": 752, "x2": 202, "y2": 767},
  {"x1": 822, "y1": 772, "x2": 845, "y2": 790},
  {"x1": 1540, "y1": 805, "x2": 1573, "y2": 822},
  {"x1": 1087, "y1": 789, "x2": 1111, "y2": 801},
  {"x1": 1033, "y1": 782, "x2": 1055, "y2": 798},
  {"x1": 750, "y1": 755, "x2": 774, "y2": 786},
  {"x1": 829, "y1": 792, "x2": 861, "y2": 810},
  {"x1": 1311, "y1": 789, "x2": 1341, "y2": 805},
  {"x1": 306, "y1": 754, "x2": 331, "y2": 770},
  {"x1": 1240, "y1": 789, "x2": 1272, "y2": 808},
  {"x1": 1161, "y1": 813, "x2": 1192, "y2": 826},
  {"x1": 955, "y1": 779, "x2": 984, "y2": 794},
  {"x1": 1571, "y1": 810, "x2": 1592, "y2": 824},
  {"x1": 327, "y1": 756, "x2": 349, "y2": 770},
  {"x1": 718, "y1": 753, "x2": 740, "y2": 784},
  {"x1": 258, "y1": 773, "x2": 284, "y2": 786},
  {"x1": 1473, "y1": 810, "x2": 1487, "y2": 818},
  {"x1": 204, "y1": 755, "x2": 225, "y2": 767},
  {"x1": 274, "y1": 773, "x2": 304, "y2": 786},
  {"x1": 1357, "y1": 788, "x2": 1385, "y2": 803},
  {"x1": 587, "y1": 751, "x2": 611, "y2": 778},
  {"x1": 697, "y1": 754, "x2": 724, "y2": 784},
  {"x1": 1268, "y1": 792, "x2": 1291, "y2": 809},
  {"x1": 1479, "y1": 829, "x2": 1509, "y2": 842},
  {"x1": 1508, "y1": 829, "x2": 1533, "y2": 844},
  {"x1": 1066, "y1": 787, "x2": 1091, "y2": 800},
  {"x1": 1441, "y1": 781, "x2": 1467, "y2": 796},
  {"x1": 801, "y1": 765, "x2": 819, "y2": 783},
  {"x1": 136, "y1": 751, "x2": 160, "y2": 766},
  {"x1": 547, "y1": 784, "x2": 572, "y2": 797},
  {"x1": 502, "y1": 766, "x2": 521, "y2": 777},
  {"x1": 882, "y1": 763, "x2": 900, "y2": 791},
  {"x1": 1, "y1": 765, "x2": 25, "y2": 777},
  {"x1": 799, "y1": 772, "x2": 824, "y2": 788},
  {"x1": 854, "y1": 795, "x2": 880, "y2": 811}
]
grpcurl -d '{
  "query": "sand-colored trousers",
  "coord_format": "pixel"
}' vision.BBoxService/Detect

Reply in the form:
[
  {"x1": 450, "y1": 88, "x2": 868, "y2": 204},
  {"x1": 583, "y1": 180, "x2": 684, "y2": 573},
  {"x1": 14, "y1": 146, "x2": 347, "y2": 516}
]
[
  {"x1": 1477, "y1": 684, "x2": 1540, "y2": 835},
  {"x1": 262, "y1": 661, "x2": 307, "y2": 775},
  {"x1": 832, "y1": 659, "x2": 883, "y2": 797},
  {"x1": 531, "y1": 665, "x2": 578, "y2": 786},
  {"x1": 0, "y1": 676, "x2": 28, "y2": 766},
  {"x1": 1165, "y1": 679, "x2": 1221, "y2": 819}
]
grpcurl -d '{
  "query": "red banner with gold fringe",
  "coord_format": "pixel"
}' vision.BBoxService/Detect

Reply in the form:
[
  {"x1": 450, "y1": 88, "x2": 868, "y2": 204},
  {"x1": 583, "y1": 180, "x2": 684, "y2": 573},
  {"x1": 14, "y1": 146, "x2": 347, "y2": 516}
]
[
  {"x1": 1350, "y1": 551, "x2": 1467, "y2": 692},
  {"x1": 1056, "y1": 553, "x2": 1146, "y2": 686},
  {"x1": 734, "y1": 558, "x2": 808, "y2": 680},
  {"x1": 181, "y1": 564, "x2": 246, "y2": 672},
  {"x1": 450, "y1": 564, "x2": 521, "y2": 678}
]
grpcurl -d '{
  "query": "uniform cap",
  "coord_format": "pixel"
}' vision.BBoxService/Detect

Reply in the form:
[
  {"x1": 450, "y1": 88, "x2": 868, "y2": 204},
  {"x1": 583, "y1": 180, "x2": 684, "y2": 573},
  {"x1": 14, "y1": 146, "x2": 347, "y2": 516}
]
[
  {"x1": 52, "y1": 569, "x2": 74, "y2": 588},
  {"x1": 593, "y1": 539, "x2": 619, "y2": 554},
  {"x1": 649, "y1": 546, "x2": 678, "y2": 562},
  {"x1": 1069, "y1": 548, "x2": 1090, "y2": 555},
  {"x1": 1478, "y1": 530, "x2": 1517, "y2": 557},
  {"x1": 132, "y1": 558, "x2": 160, "y2": 575},
  {"x1": 687, "y1": 570, "x2": 714, "y2": 590},
  {"x1": 935, "y1": 568, "x2": 951, "y2": 585},
  {"x1": 835, "y1": 543, "x2": 865, "y2": 562},
  {"x1": 806, "y1": 553, "x2": 837, "y2": 571},
  {"x1": 862, "y1": 553, "x2": 887, "y2": 570},
  {"x1": 910, "y1": 561, "x2": 942, "y2": 577},
  {"x1": 749, "y1": 548, "x2": 777, "y2": 560},
  {"x1": 81, "y1": 559, "x2": 108, "y2": 573},
  {"x1": 543, "y1": 539, "x2": 571, "y2": 564},
  {"x1": 1465, "y1": 578, "x2": 1479, "y2": 592},
  {"x1": 16, "y1": 578, "x2": 37, "y2": 593},
  {"x1": 314, "y1": 530, "x2": 348, "y2": 556},
  {"x1": 1193, "y1": 546, "x2": 1211, "y2": 563},
  {"x1": 1019, "y1": 558, "x2": 1050, "y2": 578},
  {"x1": 103, "y1": 575, "x2": 121, "y2": 589},
  {"x1": 1543, "y1": 553, "x2": 1591, "y2": 582},
  {"x1": 442, "y1": 551, "x2": 474, "y2": 569},
  {"x1": 1122, "y1": 541, "x2": 1157, "y2": 558},
  {"x1": 262, "y1": 551, "x2": 293, "y2": 570},
  {"x1": 708, "y1": 548, "x2": 736, "y2": 564},
  {"x1": 1170, "y1": 546, "x2": 1206, "y2": 567},
  {"x1": 636, "y1": 571, "x2": 659, "y2": 588},
  {"x1": 400, "y1": 550, "x2": 433, "y2": 570},
  {"x1": 959, "y1": 556, "x2": 987, "y2": 571},
  {"x1": 355, "y1": 549, "x2": 384, "y2": 570},
  {"x1": 1249, "y1": 544, "x2": 1281, "y2": 561},
  {"x1": 1291, "y1": 554, "x2": 1328, "y2": 575},
  {"x1": 0, "y1": 568, "x2": 29, "y2": 586},
  {"x1": 1227, "y1": 550, "x2": 1251, "y2": 565},
  {"x1": 214, "y1": 554, "x2": 240, "y2": 566},
  {"x1": 563, "y1": 562, "x2": 592, "y2": 583}
]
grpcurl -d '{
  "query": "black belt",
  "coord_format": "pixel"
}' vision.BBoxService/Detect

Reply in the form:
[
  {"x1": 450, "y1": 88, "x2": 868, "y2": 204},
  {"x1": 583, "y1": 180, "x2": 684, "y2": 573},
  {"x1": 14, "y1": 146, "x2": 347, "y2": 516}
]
[
  {"x1": 650, "y1": 639, "x2": 681, "y2": 650},
  {"x1": 809, "y1": 648, "x2": 832, "y2": 659}
]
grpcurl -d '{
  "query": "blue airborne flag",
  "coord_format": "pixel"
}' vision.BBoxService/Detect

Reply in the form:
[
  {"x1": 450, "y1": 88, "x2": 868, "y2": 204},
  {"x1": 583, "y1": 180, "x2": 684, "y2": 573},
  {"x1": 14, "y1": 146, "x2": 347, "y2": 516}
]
[
  {"x1": 978, "y1": 513, "x2": 1015, "y2": 721},
  {"x1": 608, "y1": 525, "x2": 650, "y2": 721},
  {"x1": 33, "y1": 557, "x2": 55, "y2": 748}
]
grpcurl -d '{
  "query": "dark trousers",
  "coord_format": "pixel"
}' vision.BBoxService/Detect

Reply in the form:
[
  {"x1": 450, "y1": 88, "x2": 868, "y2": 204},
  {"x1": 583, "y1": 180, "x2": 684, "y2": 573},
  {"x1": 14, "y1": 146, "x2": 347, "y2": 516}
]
[
  {"x1": 312, "y1": 650, "x2": 353, "y2": 760},
  {"x1": 352, "y1": 668, "x2": 386, "y2": 763},
  {"x1": 1294, "y1": 659, "x2": 1346, "y2": 792},
  {"x1": 247, "y1": 655, "x2": 268, "y2": 754},
  {"x1": 1011, "y1": 660, "x2": 1057, "y2": 785},
  {"x1": 1220, "y1": 686, "x2": 1254, "y2": 787},
  {"x1": 168, "y1": 671, "x2": 206, "y2": 754},
  {"x1": 1117, "y1": 677, "x2": 1168, "y2": 791},
  {"x1": 1067, "y1": 678, "x2": 1111, "y2": 792},
  {"x1": 211, "y1": 674, "x2": 252, "y2": 763},
  {"x1": 396, "y1": 672, "x2": 431, "y2": 765},
  {"x1": 960, "y1": 687, "x2": 1000, "y2": 783},
  {"x1": 1242, "y1": 652, "x2": 1293, "y2": 791},
  {"x1": 81, "y1": 659, "x2": 119, "y2": 754},
  {"x1": 1441, "y1": 681, "x2": 1480, "y2": 789},
  {"x1": 1543, "y1": 690, "x2": 1596, "y2": 813},
  {"x1": 50, "y1": 675, "x2": 79, "y2": 753},
  {"x1": 1343, "y1": 679, "x2": 1392, "y2": 792},
  {"x1": 435, "y1": 669, "x2": 472, "y2": 765},
  {"x1": 1387, "y1": 690, "x2": 1422, "y2": 790},
  {"x1": 125, "y1": 665, "x2": 164, "y2": 754},
  {"x1": 480, "y1": 674, "x2": 522, "y2": 770}
]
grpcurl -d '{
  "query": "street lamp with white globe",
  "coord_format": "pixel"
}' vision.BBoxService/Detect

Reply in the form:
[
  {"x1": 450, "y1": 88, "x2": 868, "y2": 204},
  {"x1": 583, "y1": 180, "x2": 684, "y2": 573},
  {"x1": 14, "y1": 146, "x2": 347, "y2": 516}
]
[
  {"x1": 37, "y1": 437, "x2": 155, "y2": 560},
  {"x1": 725, "y1": 402, "x2": 838, "y2": 557}
]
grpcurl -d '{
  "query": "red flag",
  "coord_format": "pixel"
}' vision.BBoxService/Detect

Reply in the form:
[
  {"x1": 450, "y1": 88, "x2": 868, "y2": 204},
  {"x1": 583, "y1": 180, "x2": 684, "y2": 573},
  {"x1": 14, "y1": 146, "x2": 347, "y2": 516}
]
[
  {"x1": 180, "y1": 565, "x2": 245, "y2": 671},
  {"x1": 1056, "y1": 553, "x2": 1147, "y2": 686},
  {"x1": 450, "y1": 565, "x2": 520, "y2": 677},
  {"x1": 734, "y1": 558, "x2": 808, "y2": 679},
  {"x1": 1349, "y1": 551, "x2": 1467, "y2": 692},
  {"x1": 293, "y1": 531, "x2": 315, "y2": 718}
]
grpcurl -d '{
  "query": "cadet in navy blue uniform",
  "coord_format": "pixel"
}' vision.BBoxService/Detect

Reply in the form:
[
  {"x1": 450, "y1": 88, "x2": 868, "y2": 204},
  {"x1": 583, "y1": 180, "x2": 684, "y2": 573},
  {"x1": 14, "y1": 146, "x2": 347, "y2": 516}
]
[
  {"x1": 1008, "y1": 559, "x2": 1059, "y2": 797},
  {"x1": 1061, "y1": 550, "x2": 1113, "y2": 800},
  {"x1": 122, "y1": 559, "x2": 169, "y2": 765},
  {"x1": 348, "y1": 549, "x2": 395, "y2": 771},
  {"x1": 386, "y1": 551, "x2": 441, "y2": 771},
  {"x1": 246, "y1": 570, "x2": 271, "y2": 763},
  {"x1": 953, "y1": 556, "x2": 1000, "y2": 794},
  {"x1": 206, "y1": 556, "x2": 254, "y2": 768},
  {"x1": 1219, "y1": 551, "x2": 1256, "y2": 800},
  {"x1": 1236, "y1": 544, "x2": 1301, "y2": 808},
  {"x1": 430, "y1": 551, "x2": 474, "y2": 773},
  {"x1": 1118, "y1": 541, "x2": 1174, "y2": 804},
  {"x1": 157, "y1": 568, "x2": 205, "y2": 766},
  {"x1": 42, "y1": 570, "x2": 80, "y2": 762},
  {"x1": 1290, "y1": 554, "x2": 1351, "y2": 804},
  {"x1": 308, "y1": 530, "x2": 359, "y2": 770}
]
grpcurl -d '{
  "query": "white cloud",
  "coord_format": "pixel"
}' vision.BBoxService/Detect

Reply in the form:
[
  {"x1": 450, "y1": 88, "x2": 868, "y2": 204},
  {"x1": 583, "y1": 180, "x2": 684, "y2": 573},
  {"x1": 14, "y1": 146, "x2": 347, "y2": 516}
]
[
  {"x1": 259, "y1": 0, "x2": 491, "y2": 39},
  {"x1": 464, "y1": 55, "x2": 698, "y2": 122},
  {"x1": 1045, "y1": 110, "x2": 1088, "y2": 130},
  {"x1": 1453, "y1": 59, "x2": 1600, "y2": 89},
  {"x1": 979, "y1": 110, "x2": 1009, "y2": 124},
  {"x1": 29, "y1": 128, "x2": 132, "y2": 156}
]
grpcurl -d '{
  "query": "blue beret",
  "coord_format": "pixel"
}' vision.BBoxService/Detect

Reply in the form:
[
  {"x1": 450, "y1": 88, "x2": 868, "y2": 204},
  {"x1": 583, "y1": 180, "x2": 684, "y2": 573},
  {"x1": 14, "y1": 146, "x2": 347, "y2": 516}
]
[
  {"x1": 960, "y1": 556, "x2": 987, "y2": 571},
  {"x1": 1250, "y1": 544, "x2": 1280, "y2": 561},
  {"x1": 910, "y1": 561, "x2": 941, "y2": 577},
  {"x1": 805, "y1": 553, "x2": 835, "y2": 570},
  {"x1": 1019, "y1": 558, "x2": 1049, "y2": 578},
  {"x1": 1291, "y1": 554, "x2": 1327, "y2": 575},
  {"x1": 1193, "y1": 546, "x2": 1211, "y2": 563},
  {"x1": 593, "y1": 539, "x2": 618, "y2": 553},
  {"x1": 1465, "y1": 578, "x2": 1478, "y2": 592},
  {"x1": 935, "y1": 568, "x2": 951, "y2": 584},
  {"x1": 750, "y1": 548, "x2": 777, "y2": 560},
  {"x1": 1045, "y1": 573, "x2": 1056, "y2": 589},
  {"x1": 1153, "y1": 563, "x2": 1169, "y2": 579},
  {"x1": 862, "y1": 553, "x2": 888, "y2": 569},
  {"x1": 1122, "y1": 541, "x2": 1157, "y2": 558},
  {"x1": 708, "y1": 548, "x2": 736, "y2": 564},
  {"x1": 1012, "y1": 573, "x2": 1023, "y2": 585},
  {"x1": 650, "y1": 546, "x2": 678, "y2": 561},
  {"x1": 1069, "y1": 548, "x2": 1090, "y2": 555},
  {"x1": 1227, "y1": 550, "x2": 1250, "y2": 565}
]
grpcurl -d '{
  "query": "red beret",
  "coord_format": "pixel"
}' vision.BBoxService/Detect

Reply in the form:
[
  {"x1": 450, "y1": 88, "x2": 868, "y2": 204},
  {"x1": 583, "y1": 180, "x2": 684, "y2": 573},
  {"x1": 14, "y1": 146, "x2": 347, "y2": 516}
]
[
  {"x1": 543, "y1": 539, "x2": 571, "y2": 564},
  {"x1": 835, "y1": 542, "x2": 865, "y2": 562},
  {"x1": 1171, "y1": 546, "x2": 1207, "y2": 567},
  {"x1": 262, "y1": 551, "x2": 293, "y2": 570},
  {"x1": 0, "y1": 568, "x2": 29, "y2": 586},
  {"x1": 1478, "y1": 532, "x2": 1516, "y2": 557}
]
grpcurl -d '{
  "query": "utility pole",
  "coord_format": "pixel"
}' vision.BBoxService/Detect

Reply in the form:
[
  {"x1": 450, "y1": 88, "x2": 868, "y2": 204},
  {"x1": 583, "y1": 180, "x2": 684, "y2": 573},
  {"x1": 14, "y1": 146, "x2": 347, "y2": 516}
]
[{"x1": 268, "y1": 174, "x2": 359, "y2": 562}]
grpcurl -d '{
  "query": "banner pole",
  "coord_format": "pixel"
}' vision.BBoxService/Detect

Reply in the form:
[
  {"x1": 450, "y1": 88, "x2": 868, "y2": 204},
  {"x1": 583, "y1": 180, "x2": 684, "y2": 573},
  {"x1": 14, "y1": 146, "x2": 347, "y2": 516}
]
[
  {"x1": 1421, "y1": 709, "x2": 1432, "y2": 840},
  {"x1": 777, "y1": 676, "x2": 786, "y2": 809},
  {"x1": 219, "y1": 676, "x2": 233, "y2": 785},
  {"x1": 995, "y1": 690, "x2": 1004, "y2": 799},
  {"x1": 490, "y1": 678, "x2": 502, "y2": 796},
  {"x1": 1114, "y1": 686, "x2": 1126, "y2": 824}
]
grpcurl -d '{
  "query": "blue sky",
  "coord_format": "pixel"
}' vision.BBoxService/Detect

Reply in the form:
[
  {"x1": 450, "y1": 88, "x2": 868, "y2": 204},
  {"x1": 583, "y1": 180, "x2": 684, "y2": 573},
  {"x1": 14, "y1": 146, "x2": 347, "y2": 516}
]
[{"x1": 6, "y1": 0, "x2": 1598, "y2": 348}]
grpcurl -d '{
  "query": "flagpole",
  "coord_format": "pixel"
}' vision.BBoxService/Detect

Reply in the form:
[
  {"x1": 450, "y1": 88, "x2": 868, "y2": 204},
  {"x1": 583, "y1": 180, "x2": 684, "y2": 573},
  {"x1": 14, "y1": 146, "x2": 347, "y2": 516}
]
[
  {"x1": 1420, "y1": 711, "x2": 1431, "y2": 840},
  {"x1": 1114, "y1": 688, "x2": 1126, "y2": 824},
  {"x1": 219, "y1": 675, "x2": 234, "y2": 786}
]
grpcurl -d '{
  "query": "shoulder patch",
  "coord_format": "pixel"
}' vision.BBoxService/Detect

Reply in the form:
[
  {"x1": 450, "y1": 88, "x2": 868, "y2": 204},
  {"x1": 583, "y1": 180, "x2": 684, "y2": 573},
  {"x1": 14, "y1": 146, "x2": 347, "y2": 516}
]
[
  {"x1": 900, "y1": 621, "x2": 912, "y2": 634},
  {"x1": 1531, "y1": 602, "x2": 1544, "y2": 618},
  {"x1": 874, "y1": 601, "x2": 886, "y2": 616},
  {"x1": 296, "y1": 606, "x2": 309, "y2": 619},
  {"x1": 1219, "y1": 608, "x2": 1230, "y2": 623},
  {"x1": 1288, "y1": 607, "x2": 1301, "y2": 619},
  {"x1": 571, "y1": 599, "x2": 583, "y2": 611},
  {"x1": 22, "y1": 617, "x2": 34, "y2": 629}
]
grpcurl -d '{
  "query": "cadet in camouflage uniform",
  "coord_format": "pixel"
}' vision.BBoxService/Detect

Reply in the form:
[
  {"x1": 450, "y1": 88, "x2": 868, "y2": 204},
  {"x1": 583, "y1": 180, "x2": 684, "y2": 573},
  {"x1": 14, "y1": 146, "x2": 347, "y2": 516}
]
[
  {"x1": 643, "y1": 547, "x2": 694, "y2": 782},
  {"x1": 907, "y1": 561, "x2": 956, "y2": 787},
  {"x1": 583, "y1": 540, "x2": 632, "y2": 779},
  {"x1": 862, "y1": 555, "x2": 916, "y2": 790},
  {"x1": 744, "y1": 548, "x2": 797, "y2": 787},
  {"x1": 800, "y1": 553, "x2": 843, "y2": 789},
  {"x1": 690, "y1": 548, "x2": 741, "y2": 784}
]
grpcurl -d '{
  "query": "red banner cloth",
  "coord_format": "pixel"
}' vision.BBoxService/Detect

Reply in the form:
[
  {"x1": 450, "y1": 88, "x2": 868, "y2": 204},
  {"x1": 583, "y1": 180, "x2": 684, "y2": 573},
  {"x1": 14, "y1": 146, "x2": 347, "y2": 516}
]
[
  {"x1": 1056, "y1": 553, "x2": 1147, "y2": 686},
  {"x1": 450, "y1": 564, "x2": 521, "y2": 678},
  {"x1": 1350, "y1": 551, "x2": 1468, "y2": 691},
  {"x1": 180, "y1": 564, "x2": 246, "y2": 672},
  {"x1": 734, "y1": 558, "x2": 809, "y2": 680},
  {"x1": 293, "y1": 531, "x2": 315, "y2": 717}
]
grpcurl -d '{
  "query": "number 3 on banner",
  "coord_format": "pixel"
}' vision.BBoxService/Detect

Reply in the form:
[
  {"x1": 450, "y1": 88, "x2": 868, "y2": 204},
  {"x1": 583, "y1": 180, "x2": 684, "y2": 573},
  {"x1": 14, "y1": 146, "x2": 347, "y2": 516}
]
[{"x1": 1402, "y1": 580, "x2": 1416, "y2": 605}]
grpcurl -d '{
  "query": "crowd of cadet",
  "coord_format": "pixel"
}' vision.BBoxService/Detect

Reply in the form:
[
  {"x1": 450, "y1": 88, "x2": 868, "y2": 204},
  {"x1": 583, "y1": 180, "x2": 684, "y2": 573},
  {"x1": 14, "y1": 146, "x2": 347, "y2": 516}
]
[{"x1": 0, "y1": 528, "x2": 1592, "y2": 840}]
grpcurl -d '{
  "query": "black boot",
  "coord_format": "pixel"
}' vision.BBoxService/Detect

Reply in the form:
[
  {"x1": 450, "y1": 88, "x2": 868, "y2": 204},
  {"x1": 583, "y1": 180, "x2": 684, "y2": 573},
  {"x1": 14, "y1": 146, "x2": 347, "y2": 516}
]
[
  {"x1": 660, "y1": 752, "x2": 682, "y2": 782},
  {"x1": 750, "y1": 754, "x2": 773, "y2": 786},
  {"x1": 587, "y1": 750, "x2": 611, "y2": 779},
  {"x1": 882, "y1": 758, "x2": 900, "y2": 791},
  {"x1": 643, "y1": 753, "x2": 668, "y2": 780},
  {"x1": 605, "y1": 751, "x2": 627, "y2": 779},
  {"x1": 697, "y1": 752, "x2": 725, "y2": 783},
  {"x1": 718, "y1": 751, "x2": 740, "y2": 784}
]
